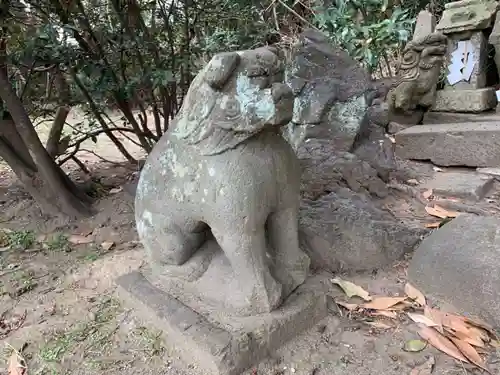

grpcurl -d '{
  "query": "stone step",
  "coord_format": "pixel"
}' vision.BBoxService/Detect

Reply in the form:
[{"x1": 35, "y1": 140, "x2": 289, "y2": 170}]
[
  {"x1": 422, "y1": 171, "x2": 494, "y2": 200},
  {"x1": 395, "y1": 122, "x2": 500, "y2": 167},
  {"x1": 424, "y1": 110, "x2": 500, "y2": 124}
]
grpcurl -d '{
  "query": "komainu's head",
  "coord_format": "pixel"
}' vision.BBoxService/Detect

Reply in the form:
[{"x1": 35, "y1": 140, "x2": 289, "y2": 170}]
[{"x1": 172, "y1": 46, "x2": 294, "y2": 155}]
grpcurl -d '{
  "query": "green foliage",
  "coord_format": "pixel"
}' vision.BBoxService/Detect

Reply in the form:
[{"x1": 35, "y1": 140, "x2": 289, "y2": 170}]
[
  {"x1": 46, "y1": 233, "x2": 71, "y2": 252},
  {"x1": 6, "y1": 229, "x2": 36, "y2": 250},
  {"x1": 313, "y1": 0, "x2": 415, "y2": 73}
]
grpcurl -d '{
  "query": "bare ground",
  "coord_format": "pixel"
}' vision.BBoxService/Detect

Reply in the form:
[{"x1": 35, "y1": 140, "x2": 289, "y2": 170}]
[{"x1": 1, "y1": 115, "x2": 500, "y2": 375}]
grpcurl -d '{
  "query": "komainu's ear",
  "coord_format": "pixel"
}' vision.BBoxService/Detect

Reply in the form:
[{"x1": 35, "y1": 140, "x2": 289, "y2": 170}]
[{"x1": 203, "y1": 52, "x2": 240, "y2": 90}]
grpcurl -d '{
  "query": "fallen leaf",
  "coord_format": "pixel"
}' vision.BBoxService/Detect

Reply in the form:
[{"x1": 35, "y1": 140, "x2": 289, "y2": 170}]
[
  {"x1": 404, "y1": 339, "x2": 427, "y2": 352},
  {"x1": 365, "y1": 321, "x2": 393, "y2": 330},
  {"x1": 335, "y1": 300, "x2": 359, "y2": 311},
  {"x1": 463, "y1": 316, "x2": 496, "y2": 338},
  {"x1": 331, "y1": 278, "x2": 372, "y2": 301},
  {"x1": 407, "y1": 179, "x2": 420, "y2": 185},
  {"x1": 410, "y1": 356, "x2": 435, "y2": 375},
  {"x1": 363, "y1": 297, "x2": 408, "y2": 310},
  {"x1": 68, "y1": 234, "x2": 93, "y2": 245},
  {"x1": 109, "y1": 187, "x2": 123, "y2": 194},
  {"x1": 370, "y1": 310, "x2": 398, "y2": 319},
  {"x1": 100, "y1": 241, "x2": 115, "y2": 251},
  {"x1": 425, "y1": 222, "x2": 441, "y2": 228},
  {"x1": 7, "y1": 350, "x2": 26, "y2": 375},
  {"x1": 422, "y1": 189, "x2": 433, "y2": 199},
  {"x1": 442, "y1": 314, "x2": 472, "y2": 336},
  {"x1": 425, "y1": 206, "x2": 448, "y2": 219},
  {"x1": 407, "y1": 313, "x2": 438, "y2": 327},
  {"x1": 418, "y1": 325, "x2": 468, "y2": 363},
  {"x1": 405, "y1": 283, "x2": 426, "y2": 306},
  {"x1": 433, "y1": 205, "x2": 460, "y2": 218},
  {"x1": 445, "y1": 328, "x2": 485, "y2": 348},
  {"x1": 424, "y1": 205, "x2": 460, "y2": 219},
  {"x1": 387, "y1": 301, "x2": 413, "y2": 311},
  {"x1": 450, "y1": 337, "x2": 490, "y2": 373},
  {"x1": 466, "y1": 326, "x2": 491, "y2": 343}
]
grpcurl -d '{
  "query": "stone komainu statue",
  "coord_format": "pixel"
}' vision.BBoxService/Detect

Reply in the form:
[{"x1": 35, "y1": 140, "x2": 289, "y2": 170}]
[
  {"x1": 135, "y1": 46, "x2": 310, "y2": 316},
  {"x1": 386, "y1": 32, "x2": 448, "y2": 113}
]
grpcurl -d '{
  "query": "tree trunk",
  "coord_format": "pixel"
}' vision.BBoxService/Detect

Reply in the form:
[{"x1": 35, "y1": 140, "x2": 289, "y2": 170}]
[{"x1": 0, "y1": 70, "x2": 92, "y2": 218}]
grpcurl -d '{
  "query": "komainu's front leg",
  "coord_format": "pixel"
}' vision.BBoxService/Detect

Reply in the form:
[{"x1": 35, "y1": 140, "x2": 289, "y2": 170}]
[
  {"x1": 267, "y1": 208, "x2": 310, "y2": 297},
  {"x1": 211, "y1": 226, "x2": 282, "y2": 314}
]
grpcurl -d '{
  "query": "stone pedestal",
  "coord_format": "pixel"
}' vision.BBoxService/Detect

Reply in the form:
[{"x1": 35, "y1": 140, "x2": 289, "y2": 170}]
[
  {"x1": 433, "y1": 87, "x2": 497, "y2": 112},
  {"x1": 117, "y1": 271, "x2": 329, "y2": 375}
]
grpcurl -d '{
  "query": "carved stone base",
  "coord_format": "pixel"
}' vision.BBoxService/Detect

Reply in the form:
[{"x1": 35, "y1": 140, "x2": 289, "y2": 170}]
[
  {"x1": 116, "y1": 271, "x2": 329, "y2": 375},
  {"x1": 144, "y1": 238, "x2": 310, "y2": 319},
  {"x1": 432, "y1": 88, "x2": 497, "y2": 113}
]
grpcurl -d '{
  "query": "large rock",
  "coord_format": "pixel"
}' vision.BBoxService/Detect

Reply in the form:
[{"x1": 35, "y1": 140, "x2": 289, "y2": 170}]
[
  {"x1": 408, "y1": 214, "x2": 500, "y2": 328},
  {"x1": 300, "y1": 190, "x2": 425, "y2": 272},
  {"x1": 395, "y1": 122, "x2": 500, "y2": 167},
  {"x1": 284, "y1": 29, "x2": 424, "y2": 272},
  {"x1": 284, "y1": 28, "x2": 370, "y2": 152}
]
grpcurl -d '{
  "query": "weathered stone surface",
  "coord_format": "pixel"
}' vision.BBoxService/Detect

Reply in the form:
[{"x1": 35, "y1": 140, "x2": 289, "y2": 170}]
[
  {"x1": 424, "y1": 110, "x2": 500, "y2": 124},
  {"x1": 395, "y1": 122, "x2": 500, "y2": 167},
  {"x1": 488, "y1": 7, "x2": 500, "y2": 82},
  {"x1": 135, "y1": 46, "x2": 310, "y2": 317},
  {"x1": 432, "y1": 88, "x2": 497, "y2": 112},
  {"x1": 408, "y1": 214, "x2": 500, "y2": 328},
  {"x1": 422, "y1": 171, "x2": 494, "y2": 200},
  {"x1": 366, "y1": 101, "x2": 389, "y2": 127},
  {"x1": 386, "y1": 33, "x2": 447, "y2": 125},
  {"x1": 436, "y1": 0, "x2": 498, "y2": 34},
  {"x1": 281, "y1": 30, "x2": 424, "y2": 272},
  {"x1": 413, "y1": 10, "x2": 436, "y2": 40},
  {"x1": 295, "y1": 137, "x2": 424, "y2": 272},
  {"x1": 284, "y1": 28, "x2": 370, "y2": 152},
  {"x1": 117, "y1": 271, "x2": 329, "y2": 375},
  {"x1": 387, "y1": 122, "x2": 409, "y2": 134},
  {"x1": 300, "y1": 191, "x2": 425, "y2": 272},
  {"x1": 477, "y1": 167, "x2": 500, "y2": 180}
]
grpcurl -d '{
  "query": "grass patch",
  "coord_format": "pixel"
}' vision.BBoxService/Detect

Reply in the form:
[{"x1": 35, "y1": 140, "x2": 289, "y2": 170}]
[
  {"x1": 46, "y1": 233, "x2": 72, "y2": 252},
  {"x1": 39, "y1": 297, "x2": 121, "y2": 367},
  {"x1": 5, "y1": 230, "x2": 36, "y2": 250},
  {"x1": 133, "y1": 326, "x2": 165, "y2": 357},
  {"x1": 7, "y1": 270, "x2": 37, "y2": 297}
]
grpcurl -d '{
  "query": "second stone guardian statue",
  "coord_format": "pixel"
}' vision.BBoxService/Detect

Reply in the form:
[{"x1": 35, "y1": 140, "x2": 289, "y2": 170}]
[{"x1": 135, "y1": 46, "x2": 310, "y2": 316}]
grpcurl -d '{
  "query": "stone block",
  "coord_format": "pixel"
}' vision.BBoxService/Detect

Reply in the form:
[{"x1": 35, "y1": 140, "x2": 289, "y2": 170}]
[
  {"x1": 408, "y1": 214, "x2": 500, "y2": 328},
  {"x1": 116, "y1": 271, "x2": 329, "y2": 375},
  {"x1": 422, "y1": 171, "x2": 494, "y2": 200},
  {"x1": 423, "y1": 110, "x2": 499, "y2": 124},
  {"x1": 477, "y1": 167, "x2": 500, "y2": 180},
  {"x1": 413, "y1": 10, "x2": 436, "y2": 40},
  {"x1": 395, "y1": 122, "x2": 500, "y2": 167},
  {"x1": 432, "y1": 88, "x2": 497, "y2": 112},
  {"x1": 436, "y1": 0, "x2": 498, "y2": 34}
]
